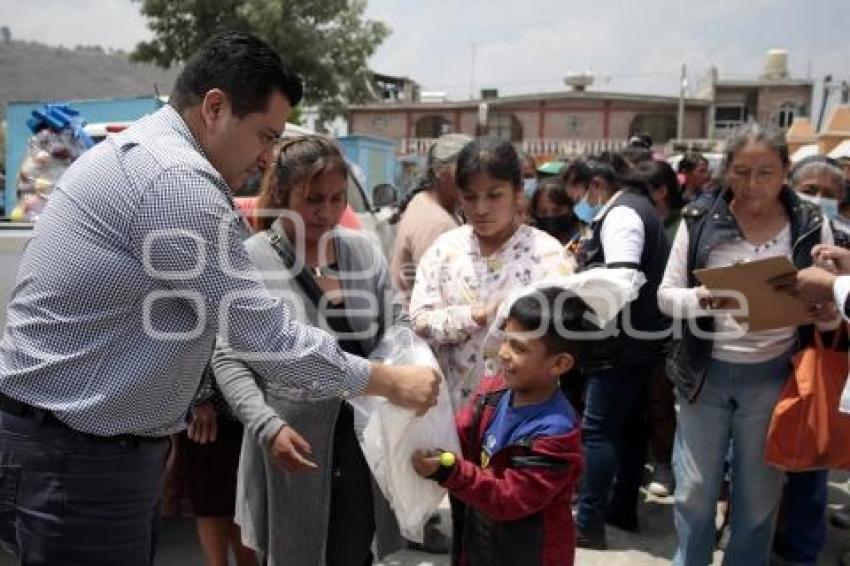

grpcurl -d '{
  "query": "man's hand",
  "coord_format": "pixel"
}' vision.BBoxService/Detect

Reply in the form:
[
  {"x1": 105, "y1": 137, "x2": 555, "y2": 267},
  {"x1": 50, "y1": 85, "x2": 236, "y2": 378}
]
[
  {"x1": 813, "y1": 244, "x2": 850, "y2": 274},
  {"x1": 187, "y1": 401, "x2": 217, "y2": 444},
  {"x1": 412, "y1": 449, "x2": 442, "y2": 478},
  {"x1": 771, "y1": 266, "x2": 837, "y2": 303},
  {"x1": 268, "y1": 425, "x2": 317, "y2": 473},
  {"x1": 365, "y1": 364, "x2": 440, "y2": 416}
]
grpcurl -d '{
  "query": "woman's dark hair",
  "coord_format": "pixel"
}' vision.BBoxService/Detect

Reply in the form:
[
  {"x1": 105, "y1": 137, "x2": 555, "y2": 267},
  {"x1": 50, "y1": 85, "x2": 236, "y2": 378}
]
[
  {"x1": 455, "y1": 137, "x2": 522, "y2": 191},
  {"x1": 507, "y1": 287, "x2": 599, "y2": 359},
  {"x1": 724, "y1": 122, "x2": 789, "y2": 170},
  {"x1": 595, "y1": 151, "x2": 631, "y2": 176},
  {"x1": 677, "y1": 152, "x2": 708, "y2": 174},
  {"x1": 620, "y1": 146, "x2": 654, "y2": 166},
  {"x1": 632, "y1": 160, "x2": 684, "y2": 211},
  {"x1": 170, "y1": 31, "x2": 304, "y2": 117},
  {"x1": 531, "y1": 177, "x2": 573, "y2": 216},
  {"x1": 255, "y1": 135, "x2": 349, "y2": 231},
  {"x1": 561, "y1": 160, "x2": 593, "y2": 187}
]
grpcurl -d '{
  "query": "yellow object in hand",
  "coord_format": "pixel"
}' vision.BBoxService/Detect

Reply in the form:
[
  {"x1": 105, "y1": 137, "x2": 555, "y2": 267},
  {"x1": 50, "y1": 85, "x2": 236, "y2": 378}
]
[{"x1": 439, "y1": 451, "x2": 456, "y2": 467}]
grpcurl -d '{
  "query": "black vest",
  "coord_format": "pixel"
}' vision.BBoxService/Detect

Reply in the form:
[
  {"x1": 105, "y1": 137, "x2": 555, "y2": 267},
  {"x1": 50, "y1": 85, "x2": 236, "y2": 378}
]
[
  {"x1": 578, "y1": 188, "x2": 672, "y2": 371},
  {"x1": 667, "y1": 186, "x2": 823, "y2": 402}
]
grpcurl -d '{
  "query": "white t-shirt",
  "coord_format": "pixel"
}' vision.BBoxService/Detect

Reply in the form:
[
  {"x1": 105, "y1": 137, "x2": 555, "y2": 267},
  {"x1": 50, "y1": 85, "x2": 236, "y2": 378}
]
[{"x1": 659, "y1": 216, "x2": 833, "y2": 363}]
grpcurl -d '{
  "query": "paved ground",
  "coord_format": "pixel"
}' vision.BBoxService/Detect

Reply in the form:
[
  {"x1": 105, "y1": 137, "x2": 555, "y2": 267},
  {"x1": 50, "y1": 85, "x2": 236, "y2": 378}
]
[{"x1": 1, "y1": 474, "x2": 848, "y2": 565}]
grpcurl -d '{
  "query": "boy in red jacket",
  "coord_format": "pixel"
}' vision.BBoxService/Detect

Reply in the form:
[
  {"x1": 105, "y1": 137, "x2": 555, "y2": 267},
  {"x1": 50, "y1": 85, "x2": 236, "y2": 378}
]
[{"x1": 413, "y1": 287, "x2": 592, "y2": 566}]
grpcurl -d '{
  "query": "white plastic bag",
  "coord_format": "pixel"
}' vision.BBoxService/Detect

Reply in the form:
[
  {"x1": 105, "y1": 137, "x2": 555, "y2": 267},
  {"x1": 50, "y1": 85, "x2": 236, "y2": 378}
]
[
  {"x1": 458, "y1": 267, "x2": 645, "y2": 399},
  {"x1": 349, "y1": 326, "x2": 461, "y2": 542}
]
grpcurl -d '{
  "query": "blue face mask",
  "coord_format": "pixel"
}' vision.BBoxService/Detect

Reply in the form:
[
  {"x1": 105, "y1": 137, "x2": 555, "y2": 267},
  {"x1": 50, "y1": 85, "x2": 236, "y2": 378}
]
[
  {"x1": 798, "y1": 192, "x2": 839, "y2": 220},
  {"x1": 522, "y1": 178, "x2": 538, "y2": 198},
  {"x1": 574, "y1": 196, "x2": 602, "y2": 224}
]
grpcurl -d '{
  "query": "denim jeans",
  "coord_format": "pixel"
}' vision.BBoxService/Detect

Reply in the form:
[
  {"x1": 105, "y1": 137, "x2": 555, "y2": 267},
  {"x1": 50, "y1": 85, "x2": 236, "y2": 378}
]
[
  {"x1": 0, "y1": 409, "x2": 169, "y2": 565},
  {"x1": 774, "y1": 469, "x2": 829, "y2": 565},
  {"x1": 576, "y1": 363, "x2": 652, "y2": 533},
  {"x1": 672, "y1": 351, "x2": 792, "y2": 566}
]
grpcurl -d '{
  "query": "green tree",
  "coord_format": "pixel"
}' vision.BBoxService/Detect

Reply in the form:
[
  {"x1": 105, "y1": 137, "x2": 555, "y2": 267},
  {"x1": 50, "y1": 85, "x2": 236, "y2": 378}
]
[{"x1": 130, "y1": 0, "x2": 389, "y2": 122}]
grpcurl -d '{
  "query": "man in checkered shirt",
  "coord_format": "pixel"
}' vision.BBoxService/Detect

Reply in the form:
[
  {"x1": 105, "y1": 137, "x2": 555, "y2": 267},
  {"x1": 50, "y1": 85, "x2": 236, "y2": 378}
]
[{"x1": 0, "y1": 32, "x2": 438, "y2": 565}]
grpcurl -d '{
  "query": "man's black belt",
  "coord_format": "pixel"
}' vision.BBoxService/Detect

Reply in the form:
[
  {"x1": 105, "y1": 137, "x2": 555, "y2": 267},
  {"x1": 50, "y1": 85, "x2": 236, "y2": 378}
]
[{"x1": 0, "y1": 391, "x2": 165, "y2": 446}]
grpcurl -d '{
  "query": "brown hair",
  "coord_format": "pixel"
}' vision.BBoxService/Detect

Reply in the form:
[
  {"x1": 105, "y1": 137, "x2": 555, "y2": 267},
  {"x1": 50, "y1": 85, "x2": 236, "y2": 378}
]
[{"x1": 255, "y1": 135, "x2": 349, "y2": 231}]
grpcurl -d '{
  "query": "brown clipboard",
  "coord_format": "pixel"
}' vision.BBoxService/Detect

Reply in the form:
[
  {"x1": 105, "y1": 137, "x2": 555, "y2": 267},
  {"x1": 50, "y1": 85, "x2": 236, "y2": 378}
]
[{"x1": 693, "y1": 256, "x2": 809, "y2": 331}]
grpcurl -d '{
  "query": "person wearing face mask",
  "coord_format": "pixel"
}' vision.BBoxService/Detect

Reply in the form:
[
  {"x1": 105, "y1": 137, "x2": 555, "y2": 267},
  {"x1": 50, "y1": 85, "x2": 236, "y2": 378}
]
[
  {"x1": 531, "y1": 177, "x2": 581, "y2": 246},
  {"x1": 791, "y1": 157, "x2": 848, "y2": 237},
  {"x1": 572, "y1": 156, "x2": 672, "y2": 549},
  {"x1": 563, "y1": 161, "x2": 599, "y2": 226},
  {"x1": 769, "y1": 155, "x2": 848, "y2": 566}
]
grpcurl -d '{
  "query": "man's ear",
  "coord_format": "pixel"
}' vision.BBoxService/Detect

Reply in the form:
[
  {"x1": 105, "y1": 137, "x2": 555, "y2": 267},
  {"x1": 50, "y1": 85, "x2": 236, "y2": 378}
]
[
  {"x1": 200, "y1": 88, "x2": 229, "y2": 128},
  {"x1": 550, "y1": 352, "x2": 575, "y2": 376}
]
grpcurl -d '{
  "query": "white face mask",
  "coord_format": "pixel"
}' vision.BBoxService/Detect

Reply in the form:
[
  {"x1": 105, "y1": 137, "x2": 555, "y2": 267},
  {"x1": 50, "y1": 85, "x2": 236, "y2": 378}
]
[{"x1": 798, "y1": 192, "x2": 839, "y2": 220}]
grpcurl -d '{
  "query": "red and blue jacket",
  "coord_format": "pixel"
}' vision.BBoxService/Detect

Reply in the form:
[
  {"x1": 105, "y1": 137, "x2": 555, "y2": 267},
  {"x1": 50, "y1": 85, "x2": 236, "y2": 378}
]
[{"x1": 436, "y1": 375, "x2": 584, "y2": 566}]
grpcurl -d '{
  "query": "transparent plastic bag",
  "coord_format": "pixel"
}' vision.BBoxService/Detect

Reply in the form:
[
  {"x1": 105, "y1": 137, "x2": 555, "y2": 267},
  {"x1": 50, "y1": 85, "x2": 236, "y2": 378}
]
[{"x1": 349, "y1": 325, "x2": 461, "y2": 542}]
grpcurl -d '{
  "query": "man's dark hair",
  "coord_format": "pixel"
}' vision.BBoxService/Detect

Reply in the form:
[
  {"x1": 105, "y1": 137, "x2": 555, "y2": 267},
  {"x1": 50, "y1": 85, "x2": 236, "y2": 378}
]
[
  {"x1": 506, "y1": 287, "x2": 599, "y2": 359},
  {"x1": 170, "y1": 31, "x2": 303, "y2": 117}
]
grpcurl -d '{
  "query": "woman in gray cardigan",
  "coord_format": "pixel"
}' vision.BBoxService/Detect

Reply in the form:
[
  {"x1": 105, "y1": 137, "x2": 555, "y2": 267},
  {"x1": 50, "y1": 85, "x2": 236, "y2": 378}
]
[{"x1": 213, "y1": 136, "x2": 403, "y2": 565}]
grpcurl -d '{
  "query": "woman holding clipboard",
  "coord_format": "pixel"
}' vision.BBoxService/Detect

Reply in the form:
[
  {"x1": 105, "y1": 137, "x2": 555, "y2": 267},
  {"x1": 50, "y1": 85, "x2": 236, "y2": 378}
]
[{"x1": 658, "y1": 123, "x2": 836, "y2": 566}]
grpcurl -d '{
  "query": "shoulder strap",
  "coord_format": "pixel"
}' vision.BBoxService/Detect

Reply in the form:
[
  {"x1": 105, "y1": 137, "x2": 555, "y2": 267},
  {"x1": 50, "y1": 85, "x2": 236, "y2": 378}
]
[{"x1": 267, "y1": 231, "x2": 326, "y2": 308}]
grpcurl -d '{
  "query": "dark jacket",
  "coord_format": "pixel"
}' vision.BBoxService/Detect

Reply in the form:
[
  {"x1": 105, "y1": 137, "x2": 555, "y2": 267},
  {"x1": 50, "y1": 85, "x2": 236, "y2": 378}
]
[
  {"x1": 666, "y1": 186, "x2": 823, "y2": 402},
  {"x1": 579, "y1": 188, "x2": 672, "y2": 371},
  {"x1": 438, "y1": 375, "x2": 584, "y2": 566}
]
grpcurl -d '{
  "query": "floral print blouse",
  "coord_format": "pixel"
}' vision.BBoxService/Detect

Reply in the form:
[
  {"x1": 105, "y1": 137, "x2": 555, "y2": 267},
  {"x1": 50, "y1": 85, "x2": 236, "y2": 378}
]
[{"x1": 410, "y1": 224, "x2": 576, "y2": 408}]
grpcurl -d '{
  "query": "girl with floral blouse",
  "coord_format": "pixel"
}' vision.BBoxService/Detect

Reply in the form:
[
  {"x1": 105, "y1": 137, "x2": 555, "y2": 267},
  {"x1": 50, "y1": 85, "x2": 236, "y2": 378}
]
[{"x1": 410, "y1": 138, "x2": 575, "y2": 408}]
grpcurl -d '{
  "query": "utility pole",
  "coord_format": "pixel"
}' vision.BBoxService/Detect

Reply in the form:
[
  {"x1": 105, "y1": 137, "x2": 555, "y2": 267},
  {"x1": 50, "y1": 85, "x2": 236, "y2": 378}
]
[
  {"x1": 469, "y1": 43, "x2": 477, "y2": 100},
  {"x1": 677, "y1": 64, "x2": 687, "y2": 141},
  {"x1": 817, "y1": 75, "x2": 833, "y2": 133}
]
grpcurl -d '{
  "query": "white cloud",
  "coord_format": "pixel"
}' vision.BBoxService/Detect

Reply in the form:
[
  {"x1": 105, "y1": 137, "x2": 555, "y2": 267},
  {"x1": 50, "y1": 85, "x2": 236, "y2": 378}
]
[
  {"x1": 364, "y1": 0, "x2": 850, "y2": 100},
  {"x1": 1, "y1": 0, "x2": 847, "y2": 109},
  {"x1": 0, "y1": 0, "x2": 151, "y2": 51}
]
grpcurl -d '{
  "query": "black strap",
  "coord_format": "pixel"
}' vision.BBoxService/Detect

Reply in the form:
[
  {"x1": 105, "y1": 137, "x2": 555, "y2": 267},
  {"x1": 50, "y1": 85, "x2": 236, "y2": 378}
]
[
  {"x1": 268, "y1": 231, "x2": 327, "y2": 307},
  {"x1": 606, "y1": 261, "x2": 640, "y2": 270},
  {"x1": 510, "y1": 453, "x2": 568, "y2": 471},
  {"x1": 266, "y1": 230, "x2": 368, "y2": 357}
]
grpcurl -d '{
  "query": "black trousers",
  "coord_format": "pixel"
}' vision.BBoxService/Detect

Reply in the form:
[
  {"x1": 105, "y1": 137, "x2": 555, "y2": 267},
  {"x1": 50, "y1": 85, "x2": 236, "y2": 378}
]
[
  {"x1": 0, "y1": 410, "x2": 168, "y2": 566},
  {"x1": 325, "y1": 402, "x2": 375, "y2": 566}
]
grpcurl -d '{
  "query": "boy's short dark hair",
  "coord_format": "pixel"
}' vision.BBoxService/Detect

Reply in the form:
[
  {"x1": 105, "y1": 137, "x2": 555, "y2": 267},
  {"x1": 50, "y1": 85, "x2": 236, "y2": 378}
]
[
  {"x1": 506, "y1": 287, "x2": 598, "y2": 360},
  {"x1": 170, "y1": 31, "x2": 304, "y2": 118}
]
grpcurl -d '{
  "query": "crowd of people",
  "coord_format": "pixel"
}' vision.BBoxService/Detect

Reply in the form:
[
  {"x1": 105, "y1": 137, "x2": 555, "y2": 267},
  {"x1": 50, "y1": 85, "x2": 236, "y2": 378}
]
[{"x1": 2, "y1": 31, "x2": 850, "y2": 566}]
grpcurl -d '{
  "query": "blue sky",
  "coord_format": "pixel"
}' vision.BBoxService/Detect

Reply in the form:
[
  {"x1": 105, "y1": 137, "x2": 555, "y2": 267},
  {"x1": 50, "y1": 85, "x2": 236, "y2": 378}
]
[{"x1": 2, "y1": 0, "x2": 848, "y2": 106}]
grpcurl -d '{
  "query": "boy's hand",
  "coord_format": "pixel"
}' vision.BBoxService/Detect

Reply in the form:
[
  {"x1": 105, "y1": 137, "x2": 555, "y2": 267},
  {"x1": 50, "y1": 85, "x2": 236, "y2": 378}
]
[{"x1": 412, "y1": 449, "x2": 442, "y2": 478}]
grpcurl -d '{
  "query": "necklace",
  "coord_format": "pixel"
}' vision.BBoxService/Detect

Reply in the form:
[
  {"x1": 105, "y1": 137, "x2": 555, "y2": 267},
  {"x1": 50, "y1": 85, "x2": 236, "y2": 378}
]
[{"x1": 752, "y1": 236, "x2": 780, "y2": 254}]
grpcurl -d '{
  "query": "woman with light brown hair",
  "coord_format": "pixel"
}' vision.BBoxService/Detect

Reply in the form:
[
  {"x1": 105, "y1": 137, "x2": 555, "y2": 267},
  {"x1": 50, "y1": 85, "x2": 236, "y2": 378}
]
[{"x1": 213, "y1": 135, "x2": 404, "y2": 565}]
